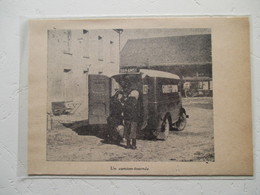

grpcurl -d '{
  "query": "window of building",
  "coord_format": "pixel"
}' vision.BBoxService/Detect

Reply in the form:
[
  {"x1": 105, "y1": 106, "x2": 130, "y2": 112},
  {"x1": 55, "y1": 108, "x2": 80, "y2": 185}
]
[
  {"x1": 110, "y1": 41, "x2": 114, "y2": 63},
  {"x1": 63, "y1": 69, "x2": 71, "y2": 72},
  {"x1": 63, "y1": 69, "x2": 73, "y2": 101},
  {"x1": 98, "y1": 35, "x2": 103, "y2": 61}
]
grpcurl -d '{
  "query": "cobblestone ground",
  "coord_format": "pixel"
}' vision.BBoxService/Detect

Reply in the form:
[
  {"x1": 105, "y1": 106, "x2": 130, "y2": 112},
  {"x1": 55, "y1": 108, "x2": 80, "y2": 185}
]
[{"x1": 47, "y1": 97, "x2": 214, "y2": 162}]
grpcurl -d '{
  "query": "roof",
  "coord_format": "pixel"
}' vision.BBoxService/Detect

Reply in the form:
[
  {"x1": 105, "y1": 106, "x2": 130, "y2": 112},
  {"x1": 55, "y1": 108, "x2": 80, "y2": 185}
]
[
  {"x1": 184, "y1": 76, "x2": 212, "y2": 81},
  {"x1": 120, "y1": 34, "x2": 212, "y2": 67},
  {"x1": 140, "y1": 69, "x2": 180, "y2": 80}
]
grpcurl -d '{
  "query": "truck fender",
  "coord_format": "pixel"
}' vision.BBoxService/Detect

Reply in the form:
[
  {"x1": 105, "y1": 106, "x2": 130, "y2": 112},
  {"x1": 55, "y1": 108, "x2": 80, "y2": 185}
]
[{"x1": 180, "y1": 107, "x2": 189, "y2": 118}]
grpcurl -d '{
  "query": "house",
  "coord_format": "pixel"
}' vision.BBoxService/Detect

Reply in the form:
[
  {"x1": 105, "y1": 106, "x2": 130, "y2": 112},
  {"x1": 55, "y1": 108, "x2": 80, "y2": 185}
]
[
  {"x1": 47, "y1": 29, "x2": 120, "y2": 124},
  {"x1": 120, "y1": 34, "x2": 212, "y2": 96}
]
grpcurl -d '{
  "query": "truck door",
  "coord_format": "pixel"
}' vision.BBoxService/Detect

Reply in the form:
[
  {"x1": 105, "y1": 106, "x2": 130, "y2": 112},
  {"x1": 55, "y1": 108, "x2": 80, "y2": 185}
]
[{"x1": 88, "y1": 74, "x2": 110, "y2": 124}]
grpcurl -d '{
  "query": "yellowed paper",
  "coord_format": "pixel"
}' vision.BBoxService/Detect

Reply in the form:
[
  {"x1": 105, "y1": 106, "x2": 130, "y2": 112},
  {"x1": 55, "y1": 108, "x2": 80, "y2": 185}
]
[{"x1": 28, "y1": 17, "x2": 252, "y2": 176}]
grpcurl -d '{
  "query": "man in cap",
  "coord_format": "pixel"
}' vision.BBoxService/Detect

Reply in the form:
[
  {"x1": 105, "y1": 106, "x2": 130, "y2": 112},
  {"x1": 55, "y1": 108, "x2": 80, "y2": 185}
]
[{"x1": 123, "y1": 90, "x2": 141, "y2": 149}]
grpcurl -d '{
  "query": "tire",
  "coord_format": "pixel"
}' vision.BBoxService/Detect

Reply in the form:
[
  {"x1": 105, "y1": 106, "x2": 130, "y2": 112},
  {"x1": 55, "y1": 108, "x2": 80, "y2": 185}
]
[
  {"x1": 158, "y1": 116, "x2": 171, "y2": 140},
  {"x1": 176, "y1": 112, "x2": 187, "y2": 131}
]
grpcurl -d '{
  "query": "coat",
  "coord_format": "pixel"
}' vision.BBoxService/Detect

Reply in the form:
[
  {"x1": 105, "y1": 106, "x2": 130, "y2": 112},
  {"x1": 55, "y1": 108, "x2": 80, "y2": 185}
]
[
  {"x1": 109, "y1": 96, "x2": 124, "y2": 125},
  {"x1": 124, "y1": 97, "x2": 141, "y2": 122}
]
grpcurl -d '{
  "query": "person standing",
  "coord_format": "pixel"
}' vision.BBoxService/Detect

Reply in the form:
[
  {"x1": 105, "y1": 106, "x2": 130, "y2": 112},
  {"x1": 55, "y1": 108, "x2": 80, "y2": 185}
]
[
  {"x1": 106, "y1": 91, "x2": 124, "y2": 144},
  {"x1": 123, "y1": 90, "x2": 141, "y2": 149}
]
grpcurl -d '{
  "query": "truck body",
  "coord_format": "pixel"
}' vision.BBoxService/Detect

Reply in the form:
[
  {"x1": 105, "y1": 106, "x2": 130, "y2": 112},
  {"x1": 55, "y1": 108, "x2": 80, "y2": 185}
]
[{"x1": 88, "y1": 69, "x2": 187, "y2": 140}]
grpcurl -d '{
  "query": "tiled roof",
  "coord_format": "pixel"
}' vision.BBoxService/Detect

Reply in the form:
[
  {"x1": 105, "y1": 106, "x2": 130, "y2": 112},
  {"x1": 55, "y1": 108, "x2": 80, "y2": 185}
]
[{"x1": 120, "y1": 34, "x2": 212, "y2": 67}]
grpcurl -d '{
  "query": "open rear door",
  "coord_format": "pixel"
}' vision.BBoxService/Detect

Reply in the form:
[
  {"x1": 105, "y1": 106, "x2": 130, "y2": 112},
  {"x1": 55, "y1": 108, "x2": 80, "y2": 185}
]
[{"x1": 88, "y1": 74, "x2": 110, "y2": 124}]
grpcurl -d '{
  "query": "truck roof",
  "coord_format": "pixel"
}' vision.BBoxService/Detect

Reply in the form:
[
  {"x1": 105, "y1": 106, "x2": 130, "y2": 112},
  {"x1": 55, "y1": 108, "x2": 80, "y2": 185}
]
[{"x1": 112, "y1": 69, "x2": 180, "y2": 80}]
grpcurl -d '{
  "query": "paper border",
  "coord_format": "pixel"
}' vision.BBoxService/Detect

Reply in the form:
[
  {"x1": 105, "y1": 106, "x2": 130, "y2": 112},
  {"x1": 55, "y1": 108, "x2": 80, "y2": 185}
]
[{"x1": 28, "y1": 17, "x2": 253, "y2": 176}]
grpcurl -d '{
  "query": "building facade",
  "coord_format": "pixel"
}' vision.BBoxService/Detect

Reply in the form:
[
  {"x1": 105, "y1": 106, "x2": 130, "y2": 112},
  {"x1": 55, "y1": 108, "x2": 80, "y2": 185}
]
[
  {"x1": 120, "y1": 34, "x2": 212, "y2": 96},
  {"x1": 47, "y1": 29, "x2": 120, "y2": 122}
]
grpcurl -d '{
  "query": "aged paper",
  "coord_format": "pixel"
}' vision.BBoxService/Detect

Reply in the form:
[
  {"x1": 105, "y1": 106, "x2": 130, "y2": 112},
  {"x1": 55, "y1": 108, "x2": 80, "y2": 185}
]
[{"x1": 28, "y1": 17, "x2": 252, "y2": 175}]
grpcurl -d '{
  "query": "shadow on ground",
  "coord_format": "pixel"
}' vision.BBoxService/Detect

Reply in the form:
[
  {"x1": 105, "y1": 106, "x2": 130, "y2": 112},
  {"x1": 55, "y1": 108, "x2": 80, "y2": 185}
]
[
  {"x1": 60, "y1": 120, "x2": 162, "y2": 141},
  {"x1": 61, "y1": 120, "x2": 106, "y2": 139}
]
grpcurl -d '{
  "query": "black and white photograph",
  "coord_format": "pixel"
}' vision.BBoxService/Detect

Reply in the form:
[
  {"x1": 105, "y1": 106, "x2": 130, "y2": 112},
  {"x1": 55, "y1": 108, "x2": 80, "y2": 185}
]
[
  {"x1": 46, "y1": 28, "x2": 214, "y2": 162},
  {"x1": 1, "y1": 0, "x2": 258, "y2": 192}
]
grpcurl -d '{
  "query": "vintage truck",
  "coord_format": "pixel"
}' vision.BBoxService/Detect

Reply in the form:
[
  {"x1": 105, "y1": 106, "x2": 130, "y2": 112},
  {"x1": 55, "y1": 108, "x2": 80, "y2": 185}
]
[{"x1": 88, "y1": 69, "x2": 188, "y2": 140}]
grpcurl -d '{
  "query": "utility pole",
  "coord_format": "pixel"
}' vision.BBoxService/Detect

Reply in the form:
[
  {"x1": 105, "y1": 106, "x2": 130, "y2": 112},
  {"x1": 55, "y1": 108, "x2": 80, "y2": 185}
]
[{"x1": 113, "y1": 29, "x2": 123, "y2": 72}]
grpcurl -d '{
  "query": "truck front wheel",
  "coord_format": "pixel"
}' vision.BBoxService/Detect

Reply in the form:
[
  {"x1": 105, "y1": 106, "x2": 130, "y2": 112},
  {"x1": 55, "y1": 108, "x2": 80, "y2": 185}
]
[
  {"x1": 176, "y1": 112, "x2": 187, "y2": 131},
  {"x1": 158, "y1": 115, "x2": 172, "y2": 140}
]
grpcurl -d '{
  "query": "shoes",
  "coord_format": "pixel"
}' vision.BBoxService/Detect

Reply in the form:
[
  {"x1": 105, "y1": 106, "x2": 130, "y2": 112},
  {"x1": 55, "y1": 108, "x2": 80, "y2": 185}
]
[
  {"x1": 125, "y1": 139, "x2": 137, "y2": 149},
  {"x1": 131, "y1": 145, "x2": 137, "y2": 150},
  {"x1": 131, "y1": 139, "x2": 137, "y2": 150},
  {"x1": 126, "y1": 140, "x2": 131, "y2": 149}
]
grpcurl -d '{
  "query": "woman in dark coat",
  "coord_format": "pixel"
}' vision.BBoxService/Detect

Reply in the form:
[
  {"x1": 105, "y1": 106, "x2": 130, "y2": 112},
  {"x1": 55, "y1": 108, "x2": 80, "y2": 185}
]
[{"x1": 106, "y1": 91, "x2": 124, "y2": 144}]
